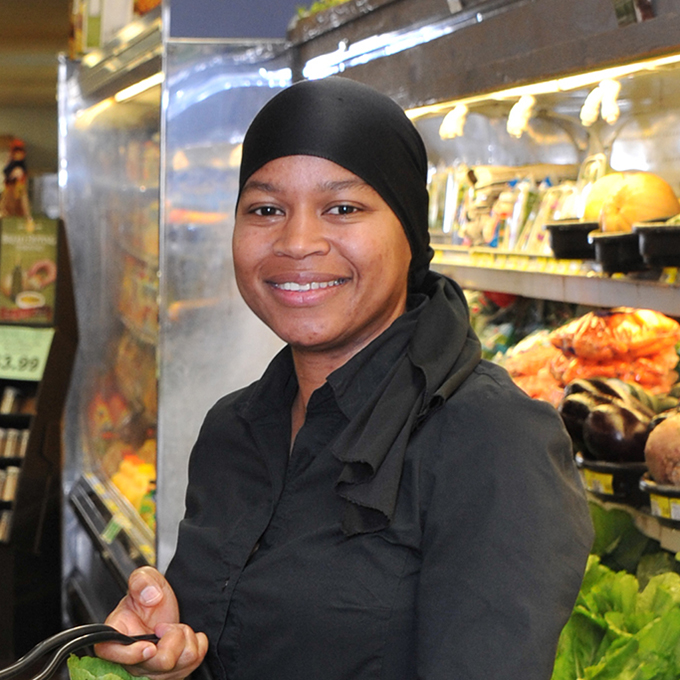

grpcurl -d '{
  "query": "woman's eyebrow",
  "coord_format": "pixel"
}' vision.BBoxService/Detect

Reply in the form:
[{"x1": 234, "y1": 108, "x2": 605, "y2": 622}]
[
  {"x1": 241, "y1": 179, "x2": 280, "y2": 195},
  {"x1": 318, "y1": 179, "x2": 369, "y2": 192}
]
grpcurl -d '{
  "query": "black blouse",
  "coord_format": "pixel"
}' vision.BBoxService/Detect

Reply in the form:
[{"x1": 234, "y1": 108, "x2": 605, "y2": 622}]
[{"x1": 165, "y1": 276, "x2": 593, "y2": 680}]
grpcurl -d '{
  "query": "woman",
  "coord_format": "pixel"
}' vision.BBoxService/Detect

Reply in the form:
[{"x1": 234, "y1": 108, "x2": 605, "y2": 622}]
[{"x1": 97, "y1": 77, "x2": 593, "y2": 680}]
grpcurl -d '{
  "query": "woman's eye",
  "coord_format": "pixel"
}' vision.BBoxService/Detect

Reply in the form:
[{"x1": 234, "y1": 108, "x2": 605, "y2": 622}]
[
  {"x1": 328, "y1": 204, "x2": 359, "y2": 216},
  {"x1": 252, "y1": 205, "x2": 282, "y2": 217}
]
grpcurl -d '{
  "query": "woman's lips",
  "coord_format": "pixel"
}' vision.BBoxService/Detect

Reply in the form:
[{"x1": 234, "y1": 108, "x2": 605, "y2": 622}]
[{"x1": 270, "y1": 278, "x2": 347, "y2": 292}]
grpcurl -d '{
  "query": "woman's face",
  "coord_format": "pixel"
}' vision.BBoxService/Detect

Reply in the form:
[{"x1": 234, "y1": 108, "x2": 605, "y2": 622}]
[{"x1": 233, "y1": 155, "x2": 412, "y2": 360}]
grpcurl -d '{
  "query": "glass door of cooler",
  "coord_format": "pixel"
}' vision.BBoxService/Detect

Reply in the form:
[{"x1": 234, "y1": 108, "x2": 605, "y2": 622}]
[{"x1": 59, "y1": 12, "x2": 290, "y2": 622}]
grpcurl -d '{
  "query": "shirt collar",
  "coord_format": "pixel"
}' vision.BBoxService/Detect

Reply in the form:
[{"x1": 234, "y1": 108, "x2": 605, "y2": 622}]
[
  {"x1": 326, "y1": 295, "x2": 424, "y2": 421},
  {"x1": 238, "y1": 295, "x2": 425, "y2": 424}
]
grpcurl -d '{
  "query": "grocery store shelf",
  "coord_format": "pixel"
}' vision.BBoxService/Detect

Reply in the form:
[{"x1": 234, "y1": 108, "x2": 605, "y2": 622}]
[
  {"x1": 634, "y1": 511, "x2": 680, "y2": 555},
  {"x1": 588, "y1": 494, "x2": 680, "y2": 555},
  {"x1": 431, "y1": 245, "x2": 680, "y2": 317}
]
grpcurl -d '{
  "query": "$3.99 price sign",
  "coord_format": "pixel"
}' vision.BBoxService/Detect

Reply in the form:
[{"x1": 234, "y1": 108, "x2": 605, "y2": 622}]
[
  {"x1": 0, "y1": 353, "x2": 41, "y2": 373},
  {"x1": 0, "y1": 326, "x2": 54, "y2": 381}
]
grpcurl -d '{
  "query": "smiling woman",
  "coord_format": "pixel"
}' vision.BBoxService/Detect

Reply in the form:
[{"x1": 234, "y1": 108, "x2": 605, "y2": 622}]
[
  {"x1": 97, "y1": 77, "x2": 594, "y2": 680},
  {"x1": 234, "y1": 156, "x2": 411, "y2": 363}
]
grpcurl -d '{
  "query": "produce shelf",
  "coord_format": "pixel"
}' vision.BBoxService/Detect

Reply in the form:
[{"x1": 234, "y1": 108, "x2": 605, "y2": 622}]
[
  {"x1": 431, "y1": 245, "x2": 680, "y2": 317},
  {"x1": 588, "y1": 494, "x2": 680, "y2": 555}
]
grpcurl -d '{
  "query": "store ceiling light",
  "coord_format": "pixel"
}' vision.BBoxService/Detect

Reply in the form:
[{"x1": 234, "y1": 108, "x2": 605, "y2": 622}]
[{"x1": 115, "y1": 72, "x2": 164, "y2": 102}]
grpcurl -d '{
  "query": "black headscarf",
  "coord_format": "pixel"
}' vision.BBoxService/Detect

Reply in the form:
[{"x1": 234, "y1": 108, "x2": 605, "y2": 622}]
[{"x1": 237, "y1": 77, "x2": 434, "y2": 289}]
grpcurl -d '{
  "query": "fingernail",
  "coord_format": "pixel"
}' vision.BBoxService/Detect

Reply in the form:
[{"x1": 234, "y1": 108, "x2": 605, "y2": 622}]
[
  {"x1": 140, "y1": 585, "x2": 162, "y2": 605},
  {"x1": 142, "y1": 645, "x2": 156, "y2": 660}
]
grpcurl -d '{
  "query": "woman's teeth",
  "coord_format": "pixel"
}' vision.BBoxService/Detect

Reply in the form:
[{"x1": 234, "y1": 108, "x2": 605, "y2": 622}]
[{"x1": 274, "y1": 279, "x2": 344, "y2": 291}]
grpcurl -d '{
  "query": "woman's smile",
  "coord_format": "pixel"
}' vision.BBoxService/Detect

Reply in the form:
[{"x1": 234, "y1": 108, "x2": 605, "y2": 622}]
[{"x1": 269, "y1": 278, "x2": 347, "y2": 293}]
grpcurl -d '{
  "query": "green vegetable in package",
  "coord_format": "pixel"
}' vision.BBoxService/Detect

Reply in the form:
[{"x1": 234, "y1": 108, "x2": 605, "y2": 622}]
[{"x1": 67, "y1": 655, "x2": 149, "y2": 680}]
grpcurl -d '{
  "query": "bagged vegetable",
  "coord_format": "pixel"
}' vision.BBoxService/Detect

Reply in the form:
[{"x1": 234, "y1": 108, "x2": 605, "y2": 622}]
[
  {"x1": 549, "y1": 308, "x2": 680, "y2": 361},
  {"x1": 67, "y1": 655, "x2": 149, "y2": 680},
  {"x1": 552, "y1": 346, "x2": 679, "y2": 394}
]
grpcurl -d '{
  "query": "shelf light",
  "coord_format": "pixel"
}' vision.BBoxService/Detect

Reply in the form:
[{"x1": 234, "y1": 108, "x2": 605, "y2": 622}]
[
  {"x1": 406, "y1": 51, "x2": 680, "y2": 121},
  {"x1": 114, "y1": 72, "x2": 164, "y2": 103}
]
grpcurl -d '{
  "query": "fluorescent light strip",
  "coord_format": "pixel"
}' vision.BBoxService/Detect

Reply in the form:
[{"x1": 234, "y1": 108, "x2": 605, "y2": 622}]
[
  {"x1": 406, "y1": 51, "x2": 680, "y2": 120},
  {"x1": 114, "y1": 72, "x2": 164, "y2": 102}
]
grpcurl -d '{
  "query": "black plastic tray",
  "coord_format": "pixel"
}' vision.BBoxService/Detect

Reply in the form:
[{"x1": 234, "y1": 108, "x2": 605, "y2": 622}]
[
  {"x1": 639, "y1": 474, "x2": 680, "y2": 523},
  {"x1": 546, "y1": 220, "x2": 598, "y2": 259},
  {"x1": 576, "y1": 453, "x2": 648, "y2": 507},
  {"x1": 588, "y1": 230, "x2": 647, "y2": 274},
  {"x1": 633, "y1": 221, "x2": 680, "y2": 267}
]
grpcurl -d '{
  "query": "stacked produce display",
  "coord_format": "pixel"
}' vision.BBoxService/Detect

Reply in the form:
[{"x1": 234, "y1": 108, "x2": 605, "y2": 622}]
[
  {"x1": 429, "y1": 162, "x2": 680, "y2": 272},
  {"x1": 481, "y1": 302, "x2": 680, "y2": 679}
]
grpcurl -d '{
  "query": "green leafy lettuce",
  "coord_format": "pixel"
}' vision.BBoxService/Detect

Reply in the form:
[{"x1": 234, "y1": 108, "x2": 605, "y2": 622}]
[{"x1": 552, "y1": 556, "x2": 680, "y2": 680}]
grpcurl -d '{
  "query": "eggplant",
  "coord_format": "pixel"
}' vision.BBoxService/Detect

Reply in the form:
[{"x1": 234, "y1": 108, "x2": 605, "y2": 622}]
[
  {"x1": 582, "y1": 402, "x2": 652, "y2": 463},
  {"x1": 565, "y1": 377, "x2": 656, "y2": 414},
  {"x1": 558, "y1": 392, "x2": 612, "y2": 454}
]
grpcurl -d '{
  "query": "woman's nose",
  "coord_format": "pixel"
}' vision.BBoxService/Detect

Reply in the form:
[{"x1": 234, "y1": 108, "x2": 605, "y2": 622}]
[{"x1": 273, "y1": 210, "x2": 330, "y2": 258}]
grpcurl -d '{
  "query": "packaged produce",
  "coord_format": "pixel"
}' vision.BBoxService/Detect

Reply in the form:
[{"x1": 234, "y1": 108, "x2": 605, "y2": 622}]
[
  {"x1": 111, "y1": 452, "x2": 156, "y2": 516},
  {"x1": 68, "y1": 654, "x2": 149, "y2": 680},
  {"x1": 505, "y1": 306, "x2": 680, "y2": 405},
  {"x1": 549, "y1": 308, "x2": 680, "y2": 362},
  {"x1": 552, "y1": 345, "x2": 679, "y2": 394},
  {"x1": 504, "y1": 333, "x2": 567, "y2": 407}
]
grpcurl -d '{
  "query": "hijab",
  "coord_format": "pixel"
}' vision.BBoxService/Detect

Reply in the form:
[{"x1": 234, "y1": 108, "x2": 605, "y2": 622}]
[{"x1": 237, "y1": 76, "x2": 434, "y2": 289}]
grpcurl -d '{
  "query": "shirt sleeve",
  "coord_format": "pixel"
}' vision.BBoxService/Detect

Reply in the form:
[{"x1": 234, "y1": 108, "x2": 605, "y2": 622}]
[{"x1": 415, "y1": 371, "x2": 594, "y2": 680}]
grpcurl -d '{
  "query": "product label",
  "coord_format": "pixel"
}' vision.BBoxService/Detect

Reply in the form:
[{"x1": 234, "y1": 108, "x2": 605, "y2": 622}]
[
  {"x1": 0, "y1": 217, "x2": 58, "y2": 325},
  {"x1": 0, "y1": 326, "x2": 54, "y2": 381},
  {"x1": 650, "y1": 494, "x2": 671, "y2": 519},
  {"x1": 649, "y1": 494, "x2": 680, "y2": 521},
  {"x1": 582, "y1": 469, "x2": 614, "y2": 495}
]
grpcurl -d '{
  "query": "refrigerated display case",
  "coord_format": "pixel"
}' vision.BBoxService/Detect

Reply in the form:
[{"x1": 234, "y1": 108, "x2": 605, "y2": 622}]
[{"x1": 59, "y1": 10, "x2": 290, "y2": 622}]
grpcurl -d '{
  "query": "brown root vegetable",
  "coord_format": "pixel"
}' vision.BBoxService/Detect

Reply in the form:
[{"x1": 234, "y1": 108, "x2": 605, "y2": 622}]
[{"x1": 644, "y1": 412, "x2": 680, "y2": 485}]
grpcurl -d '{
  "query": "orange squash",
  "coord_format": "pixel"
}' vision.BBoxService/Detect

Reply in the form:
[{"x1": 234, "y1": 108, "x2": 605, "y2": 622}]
[{"x1": 599, "y1": 172, "x2": 680, "y2": 233}]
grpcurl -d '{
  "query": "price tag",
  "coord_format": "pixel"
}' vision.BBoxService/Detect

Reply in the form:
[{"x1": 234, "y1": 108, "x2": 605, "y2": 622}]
[
  {"x1": 0, "y1": 326, "x2": 54, "y2": 381},
  {"x1": 582, "y1": 469, "x2": 614, "y2": 495},
  {"x1": 650, "y1": 494, "x2": 671, "y2": 519},
  {"x1": 543, "y1": 259, "x2": 558, "y2": 274}
]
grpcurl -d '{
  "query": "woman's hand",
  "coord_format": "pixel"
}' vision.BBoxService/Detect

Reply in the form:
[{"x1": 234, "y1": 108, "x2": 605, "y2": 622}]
[{"x1": 94, "y1": 566, "x2": 208, "y2": 680}]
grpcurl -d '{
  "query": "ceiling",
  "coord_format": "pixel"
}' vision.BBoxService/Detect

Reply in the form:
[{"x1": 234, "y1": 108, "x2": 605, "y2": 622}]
[{"x1": 0, "y1": 0, "x2": 71, "y2": 108}]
